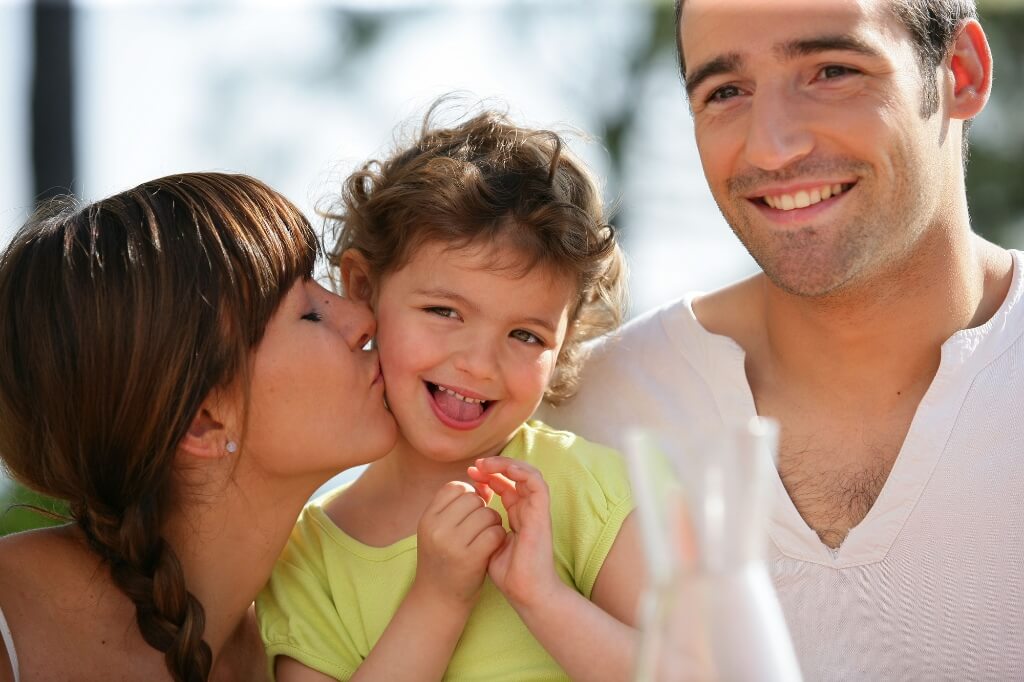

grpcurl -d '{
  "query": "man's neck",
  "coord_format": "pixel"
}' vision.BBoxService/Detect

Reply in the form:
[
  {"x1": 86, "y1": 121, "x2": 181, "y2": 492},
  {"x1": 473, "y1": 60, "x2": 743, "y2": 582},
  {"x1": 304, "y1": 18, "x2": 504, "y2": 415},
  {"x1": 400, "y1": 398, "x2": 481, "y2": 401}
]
[
  {"x1": 695, "y1": 231, "x2": 1012, "y2": 549},
  {"x1": 700, "y1": 232, "x2": 1013, "y2": 402}
]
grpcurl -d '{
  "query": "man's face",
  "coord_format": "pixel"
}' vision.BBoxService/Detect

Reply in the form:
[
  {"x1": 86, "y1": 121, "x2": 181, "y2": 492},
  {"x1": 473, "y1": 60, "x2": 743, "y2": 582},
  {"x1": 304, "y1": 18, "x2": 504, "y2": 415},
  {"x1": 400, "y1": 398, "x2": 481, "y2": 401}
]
[{"x1": 681, "y1": 0, "x2": 960, "y2": 297}]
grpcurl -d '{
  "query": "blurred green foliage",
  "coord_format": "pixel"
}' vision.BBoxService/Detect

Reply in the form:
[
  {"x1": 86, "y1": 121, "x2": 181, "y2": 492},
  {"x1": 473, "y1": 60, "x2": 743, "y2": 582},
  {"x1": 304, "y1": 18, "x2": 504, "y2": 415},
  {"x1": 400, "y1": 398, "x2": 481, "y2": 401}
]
[
  {"x1": 967, "y1": 8, "x2": 1024, "y2": 247},
  {"x1": 0, "y1": 480, "x2": 68, "y2": 536}
]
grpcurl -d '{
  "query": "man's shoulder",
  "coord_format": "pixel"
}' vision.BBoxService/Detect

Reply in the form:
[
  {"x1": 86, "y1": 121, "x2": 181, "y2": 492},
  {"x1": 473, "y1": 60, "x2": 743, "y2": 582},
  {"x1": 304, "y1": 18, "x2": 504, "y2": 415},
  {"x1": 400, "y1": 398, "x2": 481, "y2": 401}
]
[{"x1": 581, "y1": 295, "x2": 699, "y2": 371}]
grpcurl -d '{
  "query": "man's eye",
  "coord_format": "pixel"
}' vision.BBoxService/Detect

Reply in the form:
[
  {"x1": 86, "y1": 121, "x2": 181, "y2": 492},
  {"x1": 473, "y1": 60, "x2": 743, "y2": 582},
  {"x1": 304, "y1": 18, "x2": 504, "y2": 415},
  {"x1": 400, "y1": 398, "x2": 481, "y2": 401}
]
[
  {"x1": 301, "y1": 311, "x2": 323, "y2": 322},
  {"x1": 820, "y1": 64, "x2": 857, "y2": 80},
  {"x1": 425, "y1": 307, "x2": 460, "y2": 320},
  {"x1": 707, "y1": 84, "x2": 741, "y2": 103},
  {"x1": 510, "y1": 329, "x2": 542, "y2": 345}
]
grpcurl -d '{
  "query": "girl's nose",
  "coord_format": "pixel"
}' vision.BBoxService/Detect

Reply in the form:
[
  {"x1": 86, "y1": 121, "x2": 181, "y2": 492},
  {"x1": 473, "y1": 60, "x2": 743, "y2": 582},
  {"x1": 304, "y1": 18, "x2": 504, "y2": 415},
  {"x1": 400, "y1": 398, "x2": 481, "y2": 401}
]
[{"x1": 452, "y1": 338, "x2": 497, "y2": 381}]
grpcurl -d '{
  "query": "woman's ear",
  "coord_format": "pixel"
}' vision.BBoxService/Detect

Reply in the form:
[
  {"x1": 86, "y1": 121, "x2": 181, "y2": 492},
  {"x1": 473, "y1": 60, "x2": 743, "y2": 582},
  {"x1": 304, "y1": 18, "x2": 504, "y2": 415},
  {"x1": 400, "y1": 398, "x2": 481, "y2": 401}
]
[
  {"x1": 947, "y1": 20, "x2": 992, "y2": 121},
  {"x1": 340, "y1": 250, "x2": 376, "y2": 306},
  {"x1": 179, "y1": 389, "x2": 238, "y2": 460}
]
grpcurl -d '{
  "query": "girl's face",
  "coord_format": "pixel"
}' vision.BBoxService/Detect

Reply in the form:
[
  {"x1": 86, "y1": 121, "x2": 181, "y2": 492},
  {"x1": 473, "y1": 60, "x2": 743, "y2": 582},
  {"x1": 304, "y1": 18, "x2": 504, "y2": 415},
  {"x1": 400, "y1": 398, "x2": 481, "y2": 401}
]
[
  {"x1": 244, "y1": 278, "x2": 396, "y2": 478},
  {"x1": 372, "y1": 241, "x2": 576, "y2": 463}
]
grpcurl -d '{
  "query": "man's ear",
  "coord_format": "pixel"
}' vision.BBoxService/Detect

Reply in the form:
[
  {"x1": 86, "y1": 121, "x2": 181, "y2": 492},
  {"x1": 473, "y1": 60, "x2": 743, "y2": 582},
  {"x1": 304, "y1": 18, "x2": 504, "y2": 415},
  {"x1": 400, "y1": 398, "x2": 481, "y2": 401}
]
[
  {"x1": 340, "y1": 250, "x2": 376, "y2": 306},
  {"x1": 947, "y1": 19, "x2": 992, "y2": 120},
  {"x1": 179, "y1": 393, "x2": 235, "y2": 460}
]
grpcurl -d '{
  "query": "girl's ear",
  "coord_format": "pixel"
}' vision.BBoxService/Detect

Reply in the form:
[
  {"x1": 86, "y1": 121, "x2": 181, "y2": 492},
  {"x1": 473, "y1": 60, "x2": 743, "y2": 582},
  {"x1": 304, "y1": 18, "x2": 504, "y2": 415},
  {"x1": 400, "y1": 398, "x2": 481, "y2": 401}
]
[
  {"x1": 179, "y1": 388, "x2": 238, "y2": 460},
  {"x1": 340, "y1": 250, "x2": 376, "y2": 306},
  {"x1": 947, "y1": 19, "x2": 992, "y2": 121}
]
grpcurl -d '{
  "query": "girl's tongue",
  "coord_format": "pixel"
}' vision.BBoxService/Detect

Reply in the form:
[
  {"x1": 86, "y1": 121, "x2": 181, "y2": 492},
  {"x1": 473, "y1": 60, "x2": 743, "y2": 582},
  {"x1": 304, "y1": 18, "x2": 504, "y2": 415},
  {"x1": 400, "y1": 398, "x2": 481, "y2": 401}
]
[{"x1": 433, "y1": 386, "x2": 486, "y2": 422}]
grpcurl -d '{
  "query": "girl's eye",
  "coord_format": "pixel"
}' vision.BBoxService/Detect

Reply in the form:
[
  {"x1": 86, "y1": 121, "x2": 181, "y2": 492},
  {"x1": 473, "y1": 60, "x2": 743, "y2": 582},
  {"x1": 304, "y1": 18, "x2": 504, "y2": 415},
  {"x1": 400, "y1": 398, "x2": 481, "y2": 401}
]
[
  {"x1": 301, "y1": 311, "x2": 323, "y2": 322},
  {"x1": 425, "y1": 306, "x2": 461, "y2": 320},
  {"x1": 510, "y1": 329, "x2": 542, "y2": 345}
]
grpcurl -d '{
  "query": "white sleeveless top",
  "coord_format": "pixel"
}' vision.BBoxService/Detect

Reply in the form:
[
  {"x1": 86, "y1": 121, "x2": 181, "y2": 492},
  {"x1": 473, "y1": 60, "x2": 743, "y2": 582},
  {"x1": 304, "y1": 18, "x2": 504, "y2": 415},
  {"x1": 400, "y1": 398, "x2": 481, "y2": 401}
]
[{"x1": 0, "y1": 605, "x2": 18, "y2": 682}]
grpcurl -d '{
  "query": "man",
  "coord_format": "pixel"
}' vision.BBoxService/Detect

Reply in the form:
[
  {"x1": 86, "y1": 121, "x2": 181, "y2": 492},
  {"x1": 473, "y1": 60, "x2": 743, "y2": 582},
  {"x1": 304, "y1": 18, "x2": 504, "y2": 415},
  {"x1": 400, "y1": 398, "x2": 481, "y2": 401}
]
[{"x1": 543, "y1": 0, "x2": 1023, "y2": 678}]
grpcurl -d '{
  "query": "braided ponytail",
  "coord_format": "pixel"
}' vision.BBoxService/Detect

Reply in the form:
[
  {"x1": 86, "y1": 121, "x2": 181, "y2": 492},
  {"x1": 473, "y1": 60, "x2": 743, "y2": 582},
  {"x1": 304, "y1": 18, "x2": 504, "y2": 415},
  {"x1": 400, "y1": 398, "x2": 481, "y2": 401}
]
[{"x1": 76, "y1": 500, "x2": 212, "y2": 681}]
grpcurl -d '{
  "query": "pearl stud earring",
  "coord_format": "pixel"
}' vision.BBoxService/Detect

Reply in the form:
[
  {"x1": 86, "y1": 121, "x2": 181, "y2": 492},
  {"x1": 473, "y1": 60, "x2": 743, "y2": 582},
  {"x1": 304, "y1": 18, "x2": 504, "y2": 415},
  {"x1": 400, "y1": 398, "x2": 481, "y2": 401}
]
[{"x1": 226, "y1": 441, "x2": 238, "y2": 454}]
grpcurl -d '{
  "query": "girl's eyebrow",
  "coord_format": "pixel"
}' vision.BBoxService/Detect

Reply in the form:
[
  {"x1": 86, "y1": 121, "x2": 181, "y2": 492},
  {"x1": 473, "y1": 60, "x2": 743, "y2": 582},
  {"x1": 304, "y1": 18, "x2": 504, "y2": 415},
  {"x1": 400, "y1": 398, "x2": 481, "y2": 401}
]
[
  {"x1": 413, "y1": 287, "x2": 558, "y2": 334},
  {"x1": 414, "y1": 287, "x2": 476, "y2": 309}
]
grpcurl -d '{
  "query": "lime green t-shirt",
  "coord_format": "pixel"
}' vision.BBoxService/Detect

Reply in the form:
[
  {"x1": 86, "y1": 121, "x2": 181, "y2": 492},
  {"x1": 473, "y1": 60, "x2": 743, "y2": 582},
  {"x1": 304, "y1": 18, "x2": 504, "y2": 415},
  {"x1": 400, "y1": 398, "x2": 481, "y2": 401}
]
[{"x1": 257, "y1": 420, "x2": 633, "y2": 681}]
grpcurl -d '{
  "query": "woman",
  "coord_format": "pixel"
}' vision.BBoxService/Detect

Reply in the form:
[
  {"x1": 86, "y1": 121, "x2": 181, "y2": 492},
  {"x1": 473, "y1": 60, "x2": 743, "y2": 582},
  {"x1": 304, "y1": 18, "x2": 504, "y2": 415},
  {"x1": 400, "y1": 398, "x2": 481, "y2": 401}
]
[{"x1": 0, "y1": 173, "x2": 397, "y2": 681}]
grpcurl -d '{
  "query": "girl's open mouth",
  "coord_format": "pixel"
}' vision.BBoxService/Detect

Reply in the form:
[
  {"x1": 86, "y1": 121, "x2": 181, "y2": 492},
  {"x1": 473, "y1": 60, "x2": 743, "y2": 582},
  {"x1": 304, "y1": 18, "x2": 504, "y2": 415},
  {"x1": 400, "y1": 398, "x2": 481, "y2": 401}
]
[{"x1": 425, "y1": 381, "x2": 494, "y2": 428}]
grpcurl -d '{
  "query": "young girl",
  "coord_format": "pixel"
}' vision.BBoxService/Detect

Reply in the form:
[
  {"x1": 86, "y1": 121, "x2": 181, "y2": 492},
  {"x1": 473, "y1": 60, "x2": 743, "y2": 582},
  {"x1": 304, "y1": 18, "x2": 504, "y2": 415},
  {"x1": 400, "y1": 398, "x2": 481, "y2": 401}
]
[
  {"x1": 257, "y1": 106, "x2": 643, "y2": 681},
  {"x1": 0, "y1": 173, "x2": 396, "y2": 681}
]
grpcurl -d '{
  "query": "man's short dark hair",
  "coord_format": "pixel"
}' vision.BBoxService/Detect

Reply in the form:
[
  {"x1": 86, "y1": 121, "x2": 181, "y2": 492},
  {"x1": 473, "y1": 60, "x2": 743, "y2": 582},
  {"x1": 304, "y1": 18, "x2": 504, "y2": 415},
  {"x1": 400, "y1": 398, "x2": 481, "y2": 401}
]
[{"x1": 675, "y1": 0, "x2": 977, "y2": 116}]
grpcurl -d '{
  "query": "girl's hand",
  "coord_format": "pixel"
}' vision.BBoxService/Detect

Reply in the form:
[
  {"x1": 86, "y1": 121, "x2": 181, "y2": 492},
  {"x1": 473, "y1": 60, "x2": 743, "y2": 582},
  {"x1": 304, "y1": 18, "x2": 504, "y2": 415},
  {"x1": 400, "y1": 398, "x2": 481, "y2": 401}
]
[
  {"x1": 467, "y1": 457, "x2": 561, "y2": 610},
  {"x1": 413, "y1": 481, "x2": 506, "y2": 608}
]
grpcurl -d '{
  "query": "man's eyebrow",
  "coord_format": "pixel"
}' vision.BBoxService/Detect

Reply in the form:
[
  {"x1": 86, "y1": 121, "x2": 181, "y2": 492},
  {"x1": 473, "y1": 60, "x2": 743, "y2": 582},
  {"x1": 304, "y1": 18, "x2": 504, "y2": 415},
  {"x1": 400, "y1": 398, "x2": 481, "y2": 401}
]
[
  {"x1": 684, "y1": 52, "x2": 743, "y2": 98},
  {"x1": 778, "y1": 34, "x2": 883, "y2": 60},
  {"x1": 684, "y1": 35, "x2": 881, "y2": 99}
]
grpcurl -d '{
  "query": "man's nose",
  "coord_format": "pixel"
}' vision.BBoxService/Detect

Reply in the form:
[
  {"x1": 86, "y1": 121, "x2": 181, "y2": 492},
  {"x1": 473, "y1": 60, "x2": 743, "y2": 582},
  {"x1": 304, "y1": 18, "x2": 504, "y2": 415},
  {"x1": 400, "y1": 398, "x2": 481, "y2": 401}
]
[{"x1": 742, "y1": 86, "x2": 814, "y2": 172}]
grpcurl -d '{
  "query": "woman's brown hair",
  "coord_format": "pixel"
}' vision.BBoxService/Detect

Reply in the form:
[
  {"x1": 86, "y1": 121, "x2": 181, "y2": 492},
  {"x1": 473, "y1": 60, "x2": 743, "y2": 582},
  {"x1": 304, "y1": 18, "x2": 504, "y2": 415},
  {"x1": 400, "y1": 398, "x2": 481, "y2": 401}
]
[
  {"x1": 327, "y1": 101, "x2": 627, "y2": 403},
  {"x1": 0, "y1": 172, "x2": 318, "y2": 681}
]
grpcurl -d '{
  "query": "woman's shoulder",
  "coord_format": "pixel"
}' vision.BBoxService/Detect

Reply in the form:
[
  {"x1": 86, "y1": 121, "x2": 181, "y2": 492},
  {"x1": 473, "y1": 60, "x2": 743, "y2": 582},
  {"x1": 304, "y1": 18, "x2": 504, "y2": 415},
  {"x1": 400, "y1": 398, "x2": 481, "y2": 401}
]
[
  {"x1": 0, "y1": 524, "x2": 97, "y2": 587},
  {"x1": 0, "y1": 524, "x2": 112, "y2": 620},
  {"x1": 0, "y1": 525, "x2": 141, "y2": 679}
]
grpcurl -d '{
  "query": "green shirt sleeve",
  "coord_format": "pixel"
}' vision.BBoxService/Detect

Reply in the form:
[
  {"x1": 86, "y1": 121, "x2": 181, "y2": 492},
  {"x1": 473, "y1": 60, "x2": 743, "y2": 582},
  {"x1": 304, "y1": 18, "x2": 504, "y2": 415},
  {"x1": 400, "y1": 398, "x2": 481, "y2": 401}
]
[
  {"x1": 511, "y1": 420, "x2": 635, "y2": 598},
  {"x1": 256, "y1": 505, "x2": 363, "y2": 681}
]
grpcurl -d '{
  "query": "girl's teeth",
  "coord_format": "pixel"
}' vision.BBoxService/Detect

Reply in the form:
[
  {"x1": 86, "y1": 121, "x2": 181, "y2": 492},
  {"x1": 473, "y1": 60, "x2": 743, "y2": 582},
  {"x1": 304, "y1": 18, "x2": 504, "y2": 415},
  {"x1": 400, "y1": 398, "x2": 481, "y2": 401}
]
[{"x1": 437, "y1": 384, "x2": 484, "y2": 404}]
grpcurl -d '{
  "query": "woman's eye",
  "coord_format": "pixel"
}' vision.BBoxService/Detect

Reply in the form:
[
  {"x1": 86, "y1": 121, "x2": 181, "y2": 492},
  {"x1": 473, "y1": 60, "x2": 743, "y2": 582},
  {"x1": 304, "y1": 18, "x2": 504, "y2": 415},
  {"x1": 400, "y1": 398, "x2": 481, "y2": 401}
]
[
  {"x1": 425, "y1": 306, "x2": 460, "y2": 320},
  {"x1": 301, "y1": 311, "x2": 323, "y2": 322},
  {"x1": 510, "y1": 329, "x2": 542, "y2": 345}
]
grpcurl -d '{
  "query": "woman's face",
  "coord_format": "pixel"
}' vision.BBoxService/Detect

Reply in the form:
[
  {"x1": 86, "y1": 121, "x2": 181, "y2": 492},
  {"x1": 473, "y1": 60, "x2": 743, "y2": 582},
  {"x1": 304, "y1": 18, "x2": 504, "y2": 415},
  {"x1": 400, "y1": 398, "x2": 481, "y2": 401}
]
[{"x1": 243, "y1": 278, "x2": 396, "y2": 479}]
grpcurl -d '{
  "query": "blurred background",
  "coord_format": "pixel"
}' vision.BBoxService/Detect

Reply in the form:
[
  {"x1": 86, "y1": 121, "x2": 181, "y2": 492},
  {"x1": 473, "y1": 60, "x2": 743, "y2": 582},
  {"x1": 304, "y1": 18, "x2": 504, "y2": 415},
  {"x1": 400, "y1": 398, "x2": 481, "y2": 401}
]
[{"x1": 1, "y1": 0, "x2": 1022, "y2": 535}]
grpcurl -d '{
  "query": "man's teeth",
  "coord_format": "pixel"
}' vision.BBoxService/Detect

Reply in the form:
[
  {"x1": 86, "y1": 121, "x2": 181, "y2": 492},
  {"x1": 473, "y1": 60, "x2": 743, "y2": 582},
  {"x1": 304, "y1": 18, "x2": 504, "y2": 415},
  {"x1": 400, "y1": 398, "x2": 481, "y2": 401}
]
[
  {"x1": 764, "y1": 183, "x2": 847, "y2": 211},
  {"x1": 436, "y1": 384, "x2": 486, "y2": 404}
]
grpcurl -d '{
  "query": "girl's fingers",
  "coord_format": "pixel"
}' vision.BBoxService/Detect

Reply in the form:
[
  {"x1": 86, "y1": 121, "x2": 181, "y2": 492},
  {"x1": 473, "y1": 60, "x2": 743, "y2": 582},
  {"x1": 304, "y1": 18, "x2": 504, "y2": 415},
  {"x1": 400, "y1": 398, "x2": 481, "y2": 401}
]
[
  {"x1": 479, "y1": 460, "x2": 548, "y2": 501},
  {"x1": 472, "y1": 480, "x2": 494, "y2": 504},
  {"x1": 455, "y1": 505, "x2": 504, "y2": 541},
  {"x1": 469, "y1": 523, "x2": 508, "y2": 556},
  {"x1": 484, "y1": 473, "x2": 521, "y2": 508},
  {"x1": 476, "y1": 457, "x2": 544, "y2": 486},
  {"x1": 425, "y1": 480, "x2": 478, "y2": 517}
]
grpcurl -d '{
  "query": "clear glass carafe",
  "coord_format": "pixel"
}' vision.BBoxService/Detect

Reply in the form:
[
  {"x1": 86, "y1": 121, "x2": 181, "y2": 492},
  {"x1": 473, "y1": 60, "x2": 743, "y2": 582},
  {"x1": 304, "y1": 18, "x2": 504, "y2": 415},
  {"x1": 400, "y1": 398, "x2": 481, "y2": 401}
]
[{"x1": 626, "y1": 419, "x2": 802, "y2": 682}]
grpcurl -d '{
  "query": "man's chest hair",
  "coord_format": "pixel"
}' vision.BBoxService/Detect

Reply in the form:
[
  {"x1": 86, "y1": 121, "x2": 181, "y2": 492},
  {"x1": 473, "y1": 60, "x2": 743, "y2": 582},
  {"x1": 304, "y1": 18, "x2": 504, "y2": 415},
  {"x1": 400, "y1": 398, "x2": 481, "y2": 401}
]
[{"x1": 776, "y1": 433, "x2": 900, "y2": 548}]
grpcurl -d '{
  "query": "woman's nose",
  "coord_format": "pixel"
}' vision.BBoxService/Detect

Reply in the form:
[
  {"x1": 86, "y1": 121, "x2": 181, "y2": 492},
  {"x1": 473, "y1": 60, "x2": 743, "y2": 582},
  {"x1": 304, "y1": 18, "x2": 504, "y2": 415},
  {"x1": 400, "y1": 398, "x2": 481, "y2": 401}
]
[{"x1": 340, "y1": 297, "x2": 377, "y2": 350}]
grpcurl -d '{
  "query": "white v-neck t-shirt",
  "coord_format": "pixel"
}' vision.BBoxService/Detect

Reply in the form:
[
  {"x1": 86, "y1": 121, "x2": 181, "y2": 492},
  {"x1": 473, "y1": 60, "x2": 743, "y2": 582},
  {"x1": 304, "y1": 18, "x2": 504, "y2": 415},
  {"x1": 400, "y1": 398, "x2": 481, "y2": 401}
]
[{"x1": 540, "y1": 250, "x2": 1024, "y2": 681}]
